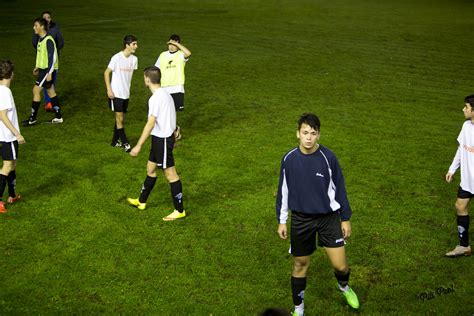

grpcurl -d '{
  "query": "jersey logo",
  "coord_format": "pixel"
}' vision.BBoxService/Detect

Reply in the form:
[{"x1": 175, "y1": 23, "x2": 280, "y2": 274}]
[
  {"x1": 316, "y1": 172, "x2": 324, "y2": 178},
  {"x1": 168, "y1": 60, "x2": 173, "y2": 65}
]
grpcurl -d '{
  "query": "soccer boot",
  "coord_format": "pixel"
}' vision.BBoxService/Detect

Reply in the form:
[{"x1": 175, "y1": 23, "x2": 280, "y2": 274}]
[
  {"x1": 0, "y1": 201, "x2": 7, "y2": 213},
  {"x1": 7, "y1": 195, "x2": 21, "y2": 204},
  {"x1": 123, "y1": 143, "x2": 132, "y2": 153},
  {"x1": 163, "y1": 210, "x2": 186, "y2": 221},
  {"x1": 111, "y1": 140, "x2": 122, "y2": 148},
  {"x1": 341, "y1": 286, "x2": 360, "y2": 309},
  {"x1": 127, "y1": 197, "x2": 146, "y2": 210},
  {"x1": 292, "y1": 310, "x2": 304, "y2": 316},
  {"x1": 44, "y1": 102, "x2": 53, "y2": 112},
  {"x1": 51, "y1": 117, "x2": 63, "y2": 124},
  {"x1": 445, "y1": 245, "x2": 472, "y2": 257},
  {"x1": 21, "y1": 118, "x2": 37, "y2": 126}
]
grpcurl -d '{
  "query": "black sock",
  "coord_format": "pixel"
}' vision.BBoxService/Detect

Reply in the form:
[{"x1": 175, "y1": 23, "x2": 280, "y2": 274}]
[
  {"x1": 291, "y1": 276, "x2": 306, "y2": 306},
  {"x1": 457, "y1": 215, "x2": 470, "y2": 247},
  {"x1": 170, "y1": 180, "x2": 183, "y2": 212},
  {"x1": 50, "y1": 96, "x2": 62, "y2": 118},
  {"x1": 0, "y1": 174, "x2": 7, "y2": 201},
  {"x1": 111, "y1": 123, "x2": 119, "y2": 145},
  {"x1": 335, "y1": 269, "x2": 350, "y2": 290},
  {"x1": 7, "y1": 170, "x2": 16, "y2": 198},
  {"x1": 117, "y1": 128, "x2": 129, "y2": 144},
  {"x1": 139, "y1": 176, "x2": 157, "y2": 203},
  {"x1": 31, "y1": 101, "x2": 40, "y2": 120}
]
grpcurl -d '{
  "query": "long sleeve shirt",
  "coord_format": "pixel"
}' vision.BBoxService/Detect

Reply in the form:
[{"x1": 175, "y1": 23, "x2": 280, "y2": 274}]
[{"x1": 276, "y1": 145, "x2": 352, "y2": 224}]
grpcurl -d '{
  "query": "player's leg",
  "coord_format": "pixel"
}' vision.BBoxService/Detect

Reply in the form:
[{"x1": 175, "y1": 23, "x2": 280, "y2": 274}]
[
  {"x1": 43, "y1": 71, "x2": 56, "y2": 111},
  {"x1": 171, "y1": 93, "x2": 184, "y2": 141},
  {"x1": 320, "y1": 213, "x2": 359, "y2": 309},
  {"x1": 108, "y1": 99, "x2": 120, "y2": 147},
  {"x1": 128, "y1": 136, "x2": 161, "y2": 210},
  {"x1": 114, "y1": 99, "x2": 130, "y2": 152},
  {"x1": 161, "y1": 136, "x2": 185, "y2": 221},
  {"x1": 0, "y1": 155, "x2": 16, "y2": 213},
  {"x1": 127, "y1": 161, "x2": 157, "y2": 210},
  {"x1": 24, "y1": 69, "x2": 48, "y2": 125},
  {"x1": 446, "y1": 191, "x2": 471, "y2": 257},
  {"x1": 1, "y1": 142, "x2": 20, "y2": 205},
  {"x1": 25, "y1": 85, "x2": 42, "y2": 125},
  {"x1": 289, "y1": 212, "x2": 317, "y2": 316},
  {"x1": 45, "y1": 80, "x2": 63, "y2": 123}
]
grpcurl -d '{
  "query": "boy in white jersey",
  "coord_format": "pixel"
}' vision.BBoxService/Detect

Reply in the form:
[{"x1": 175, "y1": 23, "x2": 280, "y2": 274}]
[
  {"x1": 446, "y1": 95, "x2": 474, "y2": 257},
  {"x1": 0, "y1": 60, "x2": 26, "y2": 213},
  {"x1": 155, "y1": 34, "x2": 191, "y2": 140},
  {"x1": 127, "y1": 66, "x2": 185, "y2": 221},
  {"x1": 104, "y1": 35, "x2": 138, "y2": 153}
]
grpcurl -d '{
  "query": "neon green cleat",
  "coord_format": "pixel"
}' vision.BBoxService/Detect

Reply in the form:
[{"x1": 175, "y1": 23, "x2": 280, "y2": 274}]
[
  {"x1": 341, "y1": 287, "x2": 360, "y2": 309},
  {"x1": 127, "y1": 197, "x2": 146, "y2": 210},
  {"x1": 292, "y1": 311, "x2": 303, "y2": 316},
  {"x1": 163, "y1": 210, "x2": 186, "y2": 221}
]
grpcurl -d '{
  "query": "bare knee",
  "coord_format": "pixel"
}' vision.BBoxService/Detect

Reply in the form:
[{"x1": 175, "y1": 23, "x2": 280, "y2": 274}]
[
  {"x1": 292, "y1": 257, "x2": 310, "y2": 276},
  {"x1": 455, "y1": 200, "x2": 469, "y2": 216},
  {"x1": 163, "y1": 167, "x2": 179, "y2": 183}
]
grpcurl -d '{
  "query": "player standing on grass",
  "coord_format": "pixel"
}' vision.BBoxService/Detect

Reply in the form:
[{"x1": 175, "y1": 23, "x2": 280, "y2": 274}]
[
  {"x1": 155, "y1": 34, "x2": 191, "y2": 141},
  {"x1": 0, "y1": 60, "x2": 25, "y2": 213},
  {"x1": 104, "y1": 35, "x2": 138, "y2": 153},
  {"x1": 32, "y1": 10, "x2": 64, "y2": 112},
  {"x1": 23, "y1": 18, "x2": 63, "y2": 126},
  {"x1": 445, "y1": 95, "x2": 474, "y2": 257},
  {"x1": 276, "y1": 113, "x2": 359, "y2": 315},
  {"x1": 127, "y1": 66, "x2": 185, "y2": 221}
]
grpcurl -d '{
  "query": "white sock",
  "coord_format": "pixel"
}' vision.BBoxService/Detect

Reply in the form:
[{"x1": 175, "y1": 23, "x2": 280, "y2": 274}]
[
  {"x1": 338, "y1": 284, "x2": 349, "y2": 292},
  {"x1": 294, "y1": 302, "x2": 304, "y2": 315}
]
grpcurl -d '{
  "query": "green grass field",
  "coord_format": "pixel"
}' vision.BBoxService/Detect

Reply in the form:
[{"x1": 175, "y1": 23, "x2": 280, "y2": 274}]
[{"x1": 0, "y1": 0, "x2": 473, "y2": 314}]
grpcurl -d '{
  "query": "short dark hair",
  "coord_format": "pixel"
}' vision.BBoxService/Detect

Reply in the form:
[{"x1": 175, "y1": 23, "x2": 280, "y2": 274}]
[
  {"x1": 0, "y1": 60, "x2": 14, "y2": 80},
  {"x1": 41, "y1": 10, "x2": 52, "y2": 17},
  {"x1": 465, "y1": 95, "x2": 474, "y2": 107},
  {"x1": 123, "y1": 35, "x2": 138, "y2": 48},
  {"x1": 144, "y1": 66, "x2": 161, "y2": 84},
  {"x1": 34, "y1": 18, "x2": 49, "y2": 31},
  {"x1": 298, "y1": 113, "x2": 321, "y2": 131},
  {"x1": 169, "y1": 34, "x2": 181, "y2": 43}
]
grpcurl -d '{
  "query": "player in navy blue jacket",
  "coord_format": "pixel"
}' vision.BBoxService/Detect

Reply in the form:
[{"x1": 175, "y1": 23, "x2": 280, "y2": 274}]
[{"x1": 276, "y1": 113, "x2": 359, "y2": 315}]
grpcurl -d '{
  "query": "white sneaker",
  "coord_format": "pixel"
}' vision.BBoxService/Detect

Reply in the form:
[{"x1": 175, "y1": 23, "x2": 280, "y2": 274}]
[
  {"x1": 51, "y1": 117, "x2": 63, "y2": 124},
  {"x1": 445, "y1": 245, "x2": 471, "y2": 257}
]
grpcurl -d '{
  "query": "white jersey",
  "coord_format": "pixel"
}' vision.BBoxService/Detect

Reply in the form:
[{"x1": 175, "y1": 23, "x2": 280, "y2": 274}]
[
  {"x1": 148, "y1": 88, "x2": 176, "y2": 138},
  {"x1": 0, "y1": 85, "x2": 20, "y2": 142},
  {"x1": 107, "y1": 51, "x2": 138, "y2": 99},
  {"x1": 449, "y1": 120, "x2": 474, "y2": 193}
]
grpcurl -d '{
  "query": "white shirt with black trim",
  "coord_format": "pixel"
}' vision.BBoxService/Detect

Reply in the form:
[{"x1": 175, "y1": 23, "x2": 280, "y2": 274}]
[
  {"x1": 148, "y1": 88, "x2": 176, "y2": 138},
  {"x1": 449, "y1": 120, "x2": 474, "y2": 193},
  {"x1": 0, "y1": 85, "x2": 19, "y2": 142},
  {"x1": 107, "y1": 51, "x2": 138, "y2": 99}
]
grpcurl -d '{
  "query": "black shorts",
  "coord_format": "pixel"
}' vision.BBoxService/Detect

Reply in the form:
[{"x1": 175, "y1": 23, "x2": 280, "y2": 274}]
[
  {"x1": 290, "y1": 211, "x2": 344, "y2": 257},
  {"x1": 171, "y1": 93, "x2": 184, "y2": 111},
  {"x1": 0, "y1": 141, "x2": 19, "y2": 161},
  {"x1": 148, "y1": 135, "x2": 175, "y2": 169},
  {"x1": 108, "y1": 98, "x2": 129, "y2": 113},
  {"x1": 35, "y1": 69, "x2": 55, "y2": 89},
  {"x1": 457, "y1": 186, "x2": 474, "y2": 199}
]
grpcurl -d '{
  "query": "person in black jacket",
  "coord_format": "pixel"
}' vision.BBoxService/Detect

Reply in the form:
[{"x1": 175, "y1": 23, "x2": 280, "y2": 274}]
[{"x1": 276, "y1": 113, "x2": 359, "y2": 315}]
